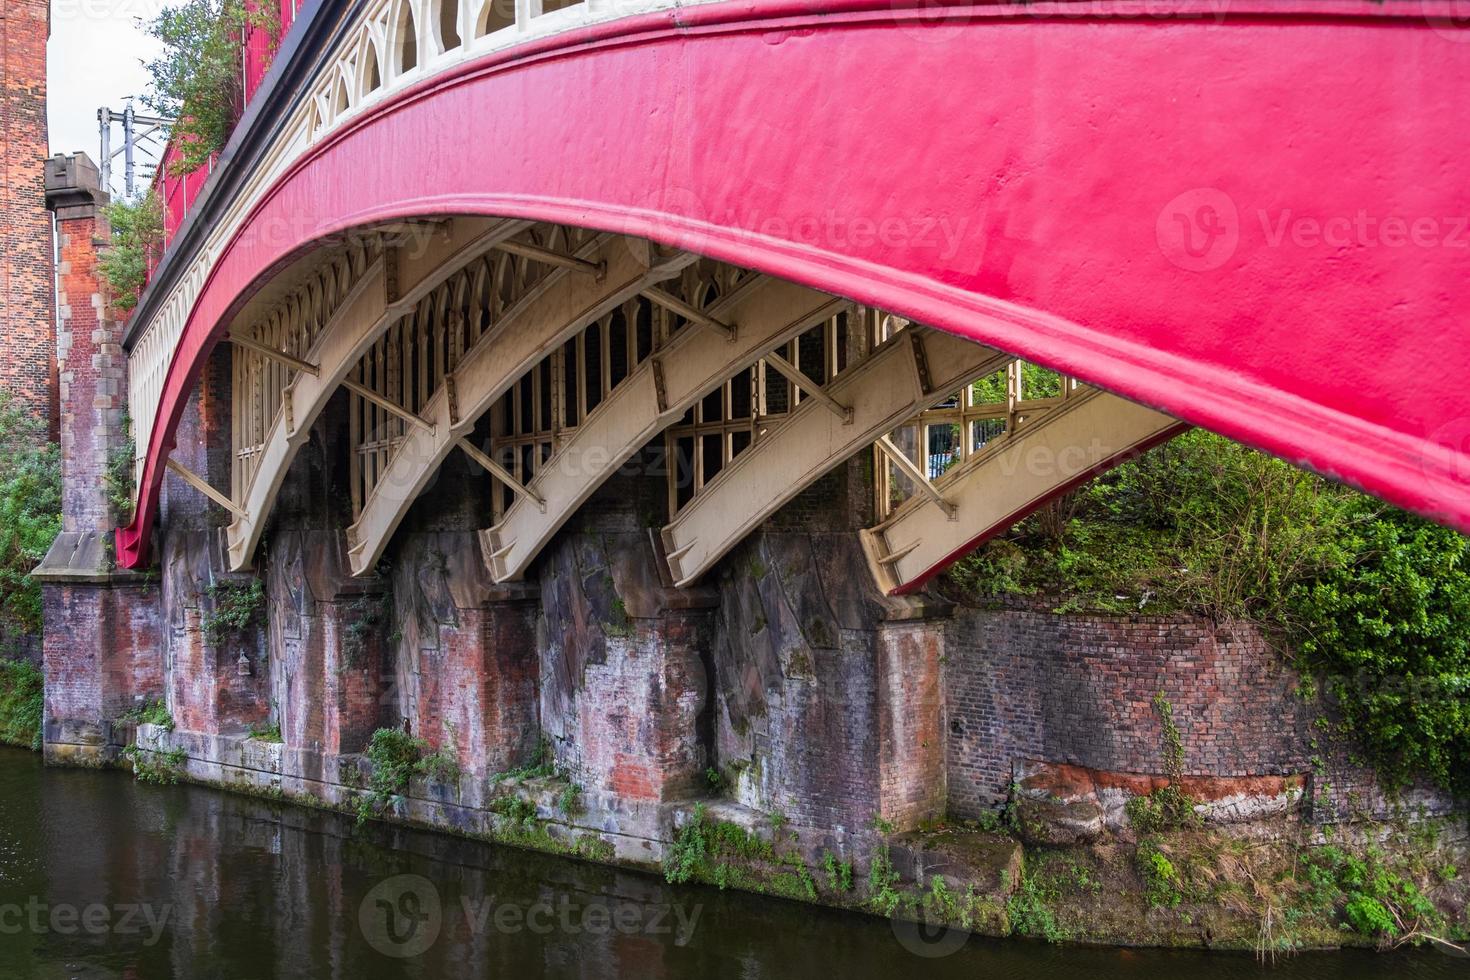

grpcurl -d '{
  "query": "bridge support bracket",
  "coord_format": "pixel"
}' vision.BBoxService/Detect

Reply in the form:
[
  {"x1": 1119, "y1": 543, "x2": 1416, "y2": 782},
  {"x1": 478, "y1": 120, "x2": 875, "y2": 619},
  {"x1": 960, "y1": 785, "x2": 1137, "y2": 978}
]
[
  {"x1": 165, "y1": 458, "x2": 248, "y2": 520},
  {"x1": 642, "y1": 286, "x2": 736, "y2": 342},
  {"x1": 876, "y1": 436, "x2": 957, "y2": 520},
  {"x1": 458, "y1": 438, "x2": 546, "y2": 512},
  {"x1": 764, "y1": 351, "x2": 853, "y2": 424},
  {"x1": 226, "y1": 334, "x2": 320, "y2": 376}
]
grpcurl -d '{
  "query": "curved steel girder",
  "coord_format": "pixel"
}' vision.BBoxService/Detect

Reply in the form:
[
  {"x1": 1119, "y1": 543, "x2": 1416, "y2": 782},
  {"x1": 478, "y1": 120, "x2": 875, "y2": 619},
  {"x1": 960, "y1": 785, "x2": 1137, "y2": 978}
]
[
  {"x1": 480, "y1": 277, "x2": 849, "y2": 582},
  {"x1": 659, "y1": 329, "x2": 1012, "y2": 586},
  {"x1": 860, "y1": 388, "x2": 1188, "y2": 595},
  {"x1": 344, "y1": 237, "x2": 698, "y2": 575},
  {"x1": 223, "y1": 217, "x2": 533, "y2": 571},
  {"x1": 118, "y1": 3, "x2": 1470, "y2": 568}
]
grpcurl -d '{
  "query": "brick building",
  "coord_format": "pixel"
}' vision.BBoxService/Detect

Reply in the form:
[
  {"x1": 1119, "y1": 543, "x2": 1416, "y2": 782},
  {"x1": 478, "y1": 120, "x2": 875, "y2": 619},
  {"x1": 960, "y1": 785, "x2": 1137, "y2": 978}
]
[{"x1": 0, "y1": 0, "x2": 55, "y2": 436}]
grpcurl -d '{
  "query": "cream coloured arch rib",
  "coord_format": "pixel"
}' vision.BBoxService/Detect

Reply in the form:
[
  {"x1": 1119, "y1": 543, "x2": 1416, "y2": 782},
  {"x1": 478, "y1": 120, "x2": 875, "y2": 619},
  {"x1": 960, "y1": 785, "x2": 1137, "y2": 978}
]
[
  {"x1": 659, "y1": 328, "x2": 1012, "y2": 587},
  {"x1": 480, "y1": 278, "x2": 850, "y2": 582},
  {"x1": 859, "y1": 386, "x2": 1185, "y2": 594},
  {"x1": 345, "y1": 237, "x2": 698, "y2": 575},
  {"x1": 224, "y1": 217, "x2": 533, "y2": 570}
]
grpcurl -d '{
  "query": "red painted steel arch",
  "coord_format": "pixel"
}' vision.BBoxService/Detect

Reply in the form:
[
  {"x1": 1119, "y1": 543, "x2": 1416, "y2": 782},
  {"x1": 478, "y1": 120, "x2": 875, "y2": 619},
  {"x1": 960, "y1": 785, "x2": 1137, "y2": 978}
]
[{"x1": 117, "y1": 0, "x2": 1470, "y2": 568}]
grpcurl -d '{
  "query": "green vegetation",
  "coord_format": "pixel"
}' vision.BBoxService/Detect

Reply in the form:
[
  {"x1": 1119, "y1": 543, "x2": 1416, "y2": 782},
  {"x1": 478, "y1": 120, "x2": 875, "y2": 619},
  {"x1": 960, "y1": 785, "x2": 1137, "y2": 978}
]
[
  {"x1": 124, "y1": 744, "x2": 187, "y2": 785},
  {"x1": 1300, "y1": 841, "x2": 1446, "y2": 944},
  {"x1": 247, "y1": 721, "x2": 282, "y2": 743},
  {"x1": 104, "y1": 411, "x2": 136, "y2": 523},
  {"x1": 492, "y1": 738, "x2": 556, "y2": 782},
  {"x1": 822, "y1": 850, "x2": 854, "y2": 892},
  {"x1": 0, "y1": 660, "x2": 43, "y2": 751},
  {"x1": 99, "y1": 194, "x2": 164, "y2": 314},
  {"x1": 1005, "y1": 862, "x2": 1066, "y2": 943},
  {"x1": 143, "y1": 0, "x2": 277, "y2": 175},
  {"x1": 201, "y1": 579, "x2": 265, "y2": 645},
  {"x1": 0, "y1": 394, "x2": 60, "y2": 637},
  {"x1": 703, "y1": 766, "x2": 727, "y2": 794},
  {"x1": 357, "y1": 727, "x2": 423, "y2": 825},
  {"x1": 664, "y1": 803, "x2": 823, "y2": 901},
  {"x1": 1136, "y1": 843, "x2": 1183, "y2": 908},
  {"x1": 866, "y1": 843, "x2": 905, "y2": 915},
  {"x1": 555, "y1": 781, "x2": 583, "y2": 817},
  {"x1": 356, "y1": 727, "x2": 464, "y2": 825},
  {"x1": 121, "y1": 699, "x2": 175, "y2": 731},
  {"x1": 944, "y1": 429, "x2": 1470, "y2": 797},
  {"x1": 342, "y1": 595, "x2": 390, "y2": 669},
  {"x1": 1125, "y1": 692, "x2": 1203, "y2": 834}
]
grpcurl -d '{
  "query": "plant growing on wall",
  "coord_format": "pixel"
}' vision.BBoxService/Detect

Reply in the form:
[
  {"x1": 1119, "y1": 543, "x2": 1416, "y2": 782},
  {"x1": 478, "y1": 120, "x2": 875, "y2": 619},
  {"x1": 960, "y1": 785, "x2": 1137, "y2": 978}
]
[
  {"x1": 0, "y1": 394, "x2": 60, "y2": 637},
  {"x1": 99, "y1": 192, "x2": 164, "y2": 313},
  {"x1": 143, "y1": 0, "x2": 278, "y2": 175},
  {"x1": 201, "y1": 579, "x2": 265, "y2": 644},
  {"x1": 103, "y1": 410, "x2": 136, "y2": 523}
]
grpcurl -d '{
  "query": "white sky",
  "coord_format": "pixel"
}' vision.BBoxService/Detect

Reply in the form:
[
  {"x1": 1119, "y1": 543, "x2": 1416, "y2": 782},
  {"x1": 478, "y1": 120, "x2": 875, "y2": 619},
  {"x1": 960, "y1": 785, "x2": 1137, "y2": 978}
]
[{"x1": 47, "y1": 0, "x2": 167, "y2": 196}]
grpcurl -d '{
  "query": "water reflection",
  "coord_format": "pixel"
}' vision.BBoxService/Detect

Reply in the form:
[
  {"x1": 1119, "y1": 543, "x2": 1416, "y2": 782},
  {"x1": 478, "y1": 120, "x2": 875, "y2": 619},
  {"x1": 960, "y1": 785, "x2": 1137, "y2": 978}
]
[{"x1": 0, "y1": 748, "x2": 1460, "y2": 978}]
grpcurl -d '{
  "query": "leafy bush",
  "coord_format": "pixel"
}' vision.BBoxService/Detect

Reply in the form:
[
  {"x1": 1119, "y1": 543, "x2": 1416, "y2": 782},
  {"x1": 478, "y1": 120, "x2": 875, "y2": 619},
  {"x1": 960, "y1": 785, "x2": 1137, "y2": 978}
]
[
  {"x1": 0, "y1": 394, "x2": 60, "y2": 636},
  {"x1": 121, "y1": 699, "x2": 175, "y2": 731},
  {"x1": 0, "y1": 659, "x2": 43, "y2": 750},
  {"x1": 104, "y1": 411, "x2": 136, "y2": 523},
  {"x1": 143, "y1": 0, "x2": 277, "y2": 175},
  {"x1": 357, "y1": 727, "x2": 424, "y2": 825},
  {"x1": 1006, "y1": 863, "x2": 1066, "y2": 942},
  {"x1": 1289, "y1": 503, "x2": 1470, "y2": 794},
  {"x1": 124, "y1": 744, "x2": 187, "y2": 785},
  {"x1": 1137, "y1": 844, "x2": 1183, "y2": 908},
  {"x1": 1303, "y1": 844, "x2": 1442, "y2": 942},
  {"x1": 99, "y1": 194, "x2": 164, "y2": 313},
  {"x1": 201, "y1": 579, "x2": 265, "y2": 644}
]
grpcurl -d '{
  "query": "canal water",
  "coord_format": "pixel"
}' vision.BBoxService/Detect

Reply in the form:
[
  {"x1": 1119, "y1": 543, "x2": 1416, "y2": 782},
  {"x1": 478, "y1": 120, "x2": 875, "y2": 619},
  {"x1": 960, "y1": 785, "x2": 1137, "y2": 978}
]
[{"x1": 0, "y1": 747, "x2": 1461, "y2": 978}]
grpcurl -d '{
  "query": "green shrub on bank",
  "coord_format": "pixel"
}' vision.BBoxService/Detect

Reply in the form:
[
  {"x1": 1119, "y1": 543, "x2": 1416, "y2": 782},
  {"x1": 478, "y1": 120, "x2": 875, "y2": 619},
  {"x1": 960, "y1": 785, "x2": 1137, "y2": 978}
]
[
  {"x1": 944, "y1": 429, "x2": 1470, "y2": 797},
  {"x1": 0, "y1": 394, "x2": 60, "y2": 638},
  {"x1": 0, "y1": 660, "x2": 42, "y2": 751}
]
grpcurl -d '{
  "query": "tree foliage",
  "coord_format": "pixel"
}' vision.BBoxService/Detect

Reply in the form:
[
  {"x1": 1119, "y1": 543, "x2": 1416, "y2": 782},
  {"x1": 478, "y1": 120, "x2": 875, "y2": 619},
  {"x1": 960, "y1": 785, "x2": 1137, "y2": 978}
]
[
  {"x1": 143, "y1": 0, "x2": 275, "y2": 175},
  {"x1": 0, "y1": 394, "x2": 60, "y2": 636},
  {"x1": 944, "y1": 429, "x2": 1470, "y2": 796},
  {"x1": 100, "y1": 192, "x2": 164, "y2": 313},
  {"x1": 1292, "y1": 504, "x2": 1470, "y2": 793}
]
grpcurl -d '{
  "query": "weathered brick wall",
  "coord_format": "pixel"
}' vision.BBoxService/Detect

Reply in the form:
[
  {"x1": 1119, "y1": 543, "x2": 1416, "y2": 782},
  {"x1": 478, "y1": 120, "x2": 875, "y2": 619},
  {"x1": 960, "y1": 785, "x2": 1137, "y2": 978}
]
[
  {"x1": 41, "y1": 581, "x2": 163, "y2": 755},
  {"x1": 944, "y1": 607, "x2": 1311, "y2": 816},
  {"x1": 265, "y1": 395, "x2": 390, "y2": 763},
  {"x1": 380, "y1": 449, "x2": 540, "y2": 776},
  {"x1": 942, "y1": 605, "x2": 1459, "y2": 823},
  {"x1": 389, "y1": 530, "x2": 540, "y2": 777},
  {"x1": 707, "y1": 465, "x2": 947, "y2": 834},
  {"x1": 535, "y1": 463, "x2": 712, "y2": 813},
  {"x1": 158, "y1": 346, "x2": 270, "y2": 735},
  {"x1": 45, "y1": 154, "x2": 126, "y2": 534},
  {"x1": 0, "y1": 0, "x2": 56, "y2": 434}
]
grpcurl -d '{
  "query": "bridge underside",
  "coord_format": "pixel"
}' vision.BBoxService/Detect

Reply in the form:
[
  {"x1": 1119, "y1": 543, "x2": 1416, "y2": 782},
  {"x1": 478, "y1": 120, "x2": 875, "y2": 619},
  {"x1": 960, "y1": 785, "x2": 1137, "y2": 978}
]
[
  {"x1": 120, "y1": 1, "x2": 1470, "y2": 584},
  {"x1": 210, "y1": 214, "x2": 1176, "y2": 593}
]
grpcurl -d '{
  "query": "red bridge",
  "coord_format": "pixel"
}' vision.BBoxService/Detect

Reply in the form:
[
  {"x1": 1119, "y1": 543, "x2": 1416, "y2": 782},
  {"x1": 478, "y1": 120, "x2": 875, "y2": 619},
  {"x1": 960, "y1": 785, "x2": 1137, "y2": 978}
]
[{"x1": 116, "y1": 0, "x2": 1470, "y2": 592}]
